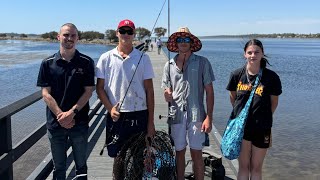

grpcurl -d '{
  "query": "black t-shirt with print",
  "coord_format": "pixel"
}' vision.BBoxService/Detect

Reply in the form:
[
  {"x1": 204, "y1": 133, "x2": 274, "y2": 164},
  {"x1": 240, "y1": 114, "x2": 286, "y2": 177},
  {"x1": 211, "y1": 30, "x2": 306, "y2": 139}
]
[{"x1": 226, "y1": 66, "x2": 282, "y2": 129}]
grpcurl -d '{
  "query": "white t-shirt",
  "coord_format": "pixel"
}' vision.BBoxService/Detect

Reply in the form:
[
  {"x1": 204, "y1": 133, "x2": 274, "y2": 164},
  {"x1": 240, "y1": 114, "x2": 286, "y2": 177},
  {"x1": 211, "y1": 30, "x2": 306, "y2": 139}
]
[{"x1": 96, "y1": 47, "x2": 155, "y2": 112}]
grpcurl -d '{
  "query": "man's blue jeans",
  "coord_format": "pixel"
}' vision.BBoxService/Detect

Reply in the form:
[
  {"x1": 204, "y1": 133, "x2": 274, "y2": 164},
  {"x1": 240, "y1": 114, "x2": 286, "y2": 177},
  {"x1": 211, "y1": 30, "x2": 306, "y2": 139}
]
[{"x1": 48, "y1": 125, "x2": 88, "y2": 180}]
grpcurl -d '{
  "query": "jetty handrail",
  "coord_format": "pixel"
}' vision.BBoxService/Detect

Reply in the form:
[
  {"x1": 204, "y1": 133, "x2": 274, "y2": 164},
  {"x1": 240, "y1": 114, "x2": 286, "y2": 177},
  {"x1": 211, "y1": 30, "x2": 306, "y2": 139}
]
[
  {"x1": 0, "y1": 90, "x2": 43, "y2": 180},
  {"x1": 0, "y1": 90, "x2": 42, "y2": 121},
  {"x1": 0, "y1": 89, "x2": 104, "y2": 180}
]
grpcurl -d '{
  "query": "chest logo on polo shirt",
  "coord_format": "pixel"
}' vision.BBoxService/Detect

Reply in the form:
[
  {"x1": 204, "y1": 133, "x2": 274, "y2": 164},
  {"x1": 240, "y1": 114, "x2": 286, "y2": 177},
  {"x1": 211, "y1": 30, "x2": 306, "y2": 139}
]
[{"x1": 75, "y1": 68, "x2": 84, "y2": 74}]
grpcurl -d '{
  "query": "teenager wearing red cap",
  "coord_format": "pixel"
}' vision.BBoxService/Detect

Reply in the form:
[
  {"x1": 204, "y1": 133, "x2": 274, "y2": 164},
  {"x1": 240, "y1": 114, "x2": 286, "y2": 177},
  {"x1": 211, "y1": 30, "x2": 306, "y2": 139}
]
[{"x1": 96, "y1": 19, "x2": 155, "y2": 177}]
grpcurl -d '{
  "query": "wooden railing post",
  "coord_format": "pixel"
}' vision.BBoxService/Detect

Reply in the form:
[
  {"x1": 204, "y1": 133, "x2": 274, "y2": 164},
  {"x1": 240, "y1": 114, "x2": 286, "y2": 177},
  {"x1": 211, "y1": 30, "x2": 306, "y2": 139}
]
[{"x1": 0, "y1": 116, "x2": 13, "y2": 180}]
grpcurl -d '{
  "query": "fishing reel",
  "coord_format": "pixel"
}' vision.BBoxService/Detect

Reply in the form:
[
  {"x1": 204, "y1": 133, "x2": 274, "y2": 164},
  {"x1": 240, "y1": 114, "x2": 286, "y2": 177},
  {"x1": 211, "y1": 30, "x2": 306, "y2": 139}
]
[
  {"x1": 107, "y1": 134, "x2": 119, "y2": 146},
  {"x1": 159, "y1": 105, "x2": 177, "y2": 119}
]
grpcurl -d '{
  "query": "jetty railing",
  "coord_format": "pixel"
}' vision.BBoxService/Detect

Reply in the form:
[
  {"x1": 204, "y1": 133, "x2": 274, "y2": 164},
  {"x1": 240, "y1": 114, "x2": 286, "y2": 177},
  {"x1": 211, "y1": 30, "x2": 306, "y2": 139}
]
[
  {"x1": 0, "y1": 90, "x2": 105, "y2": 180},
  {"x1": 0, "y1": 91, "x2": 43, "y2": 180}
]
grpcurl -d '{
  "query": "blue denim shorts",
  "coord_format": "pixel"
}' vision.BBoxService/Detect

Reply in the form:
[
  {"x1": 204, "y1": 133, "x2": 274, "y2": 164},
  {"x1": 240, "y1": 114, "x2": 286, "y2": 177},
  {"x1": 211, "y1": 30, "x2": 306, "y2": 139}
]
[{"x1": 105, "y1": 110, "x2": 148, "y2": 157}]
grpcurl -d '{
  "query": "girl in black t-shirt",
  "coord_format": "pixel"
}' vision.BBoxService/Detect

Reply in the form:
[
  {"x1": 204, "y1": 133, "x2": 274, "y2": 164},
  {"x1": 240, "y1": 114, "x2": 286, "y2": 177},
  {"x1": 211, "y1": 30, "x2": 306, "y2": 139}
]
[{"x1": 226, "y1": 39, "x2": 282, "y2": 180}]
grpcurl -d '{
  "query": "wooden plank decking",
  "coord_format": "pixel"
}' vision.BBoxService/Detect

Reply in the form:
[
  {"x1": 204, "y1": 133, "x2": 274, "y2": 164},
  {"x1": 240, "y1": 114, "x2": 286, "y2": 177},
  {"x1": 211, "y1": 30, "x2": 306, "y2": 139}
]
[{"x1": 46, "y1": 47, "x2": 237, "y2": 180}]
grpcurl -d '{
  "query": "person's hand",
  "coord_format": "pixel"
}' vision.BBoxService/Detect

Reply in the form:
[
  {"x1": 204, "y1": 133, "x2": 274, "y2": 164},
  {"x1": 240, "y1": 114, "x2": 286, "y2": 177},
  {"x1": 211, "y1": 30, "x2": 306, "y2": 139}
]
[
  {"x1": 111, "y1": 103, "x2": 120, "y2": 121},
  {"x1": 164, "y1": 88, "x2": 173, "y2": 102},
  {"x1": 57, "y1": 111, "x2": 75, "y2": 129},
  {"x1": 145, "y1": 121, "x2": 156, "y2": 145},
  {"x1": 201, "y1": 116, "x2": 213, "y2": 133},
  {"x1": 63, "y1": 119, "x2": 75, "y2": 129}
]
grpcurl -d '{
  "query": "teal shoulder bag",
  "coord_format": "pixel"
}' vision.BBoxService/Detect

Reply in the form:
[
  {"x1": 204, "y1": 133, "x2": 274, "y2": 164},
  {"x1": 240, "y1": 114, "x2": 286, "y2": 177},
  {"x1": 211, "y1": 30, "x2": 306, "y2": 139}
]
[{"x1": 221, "y1": 69, "x2": 262, "y2": 160}]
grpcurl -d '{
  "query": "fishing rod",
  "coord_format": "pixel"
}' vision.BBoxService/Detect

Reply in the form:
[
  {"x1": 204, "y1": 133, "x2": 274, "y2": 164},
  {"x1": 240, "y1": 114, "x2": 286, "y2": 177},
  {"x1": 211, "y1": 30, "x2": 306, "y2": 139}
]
[
  {"x1": 150, "y1": 0, "x2": 167, "y2": 37},
  {"x1": 100, "y1": 0, "x2": 169, "y2": 155},
  {"x1": 100, "y1": 45, "x2": 145, "y2": 155},
  {"x1": 117, "y1": 0, "x2": 167, "y2": 112},
  {"x1": 168, "y1": 0, "x2": 170, "y2": 60},
  {"x1": 159, "y1": 0, "x2": 174, "y2": 120}
]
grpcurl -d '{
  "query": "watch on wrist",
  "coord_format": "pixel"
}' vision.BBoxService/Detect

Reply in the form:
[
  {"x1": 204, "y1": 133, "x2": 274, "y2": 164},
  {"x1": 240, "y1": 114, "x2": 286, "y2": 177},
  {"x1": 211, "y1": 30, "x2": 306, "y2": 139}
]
[{"x1": 73, "y1": 108, "x2": 79, "y2": 114}]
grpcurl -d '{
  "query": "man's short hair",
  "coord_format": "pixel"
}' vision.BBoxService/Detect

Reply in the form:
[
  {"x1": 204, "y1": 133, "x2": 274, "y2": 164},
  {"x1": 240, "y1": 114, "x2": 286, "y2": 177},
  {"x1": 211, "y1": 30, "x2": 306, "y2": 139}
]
[{"x1": 60, "y1": 23, "x2": 78, "y2": 33}]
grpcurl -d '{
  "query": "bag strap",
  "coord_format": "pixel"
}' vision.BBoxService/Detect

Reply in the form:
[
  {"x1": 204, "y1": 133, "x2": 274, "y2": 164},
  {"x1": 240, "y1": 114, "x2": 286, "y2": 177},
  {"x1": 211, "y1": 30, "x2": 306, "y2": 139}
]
[{"x1": 243, "y1": 69, "x2": 262, "y2": 109}]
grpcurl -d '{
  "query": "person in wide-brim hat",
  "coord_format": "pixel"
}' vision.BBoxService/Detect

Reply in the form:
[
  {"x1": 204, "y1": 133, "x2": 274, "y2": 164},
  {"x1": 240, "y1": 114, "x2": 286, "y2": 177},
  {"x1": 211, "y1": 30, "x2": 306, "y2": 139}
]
[
  {"x1": 162, "y1": 26, "x2": 215, "y2": 180},
  {"x1": 167, "y1": 27, "x2": 202, "y2": 52}
]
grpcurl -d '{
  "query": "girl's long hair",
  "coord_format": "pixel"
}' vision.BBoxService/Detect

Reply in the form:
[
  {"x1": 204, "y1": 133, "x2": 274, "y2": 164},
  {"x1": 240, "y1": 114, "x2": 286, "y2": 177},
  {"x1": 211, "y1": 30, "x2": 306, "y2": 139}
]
[{"x1": 244, "y1": 39, "x2": 271, "y2": 68}]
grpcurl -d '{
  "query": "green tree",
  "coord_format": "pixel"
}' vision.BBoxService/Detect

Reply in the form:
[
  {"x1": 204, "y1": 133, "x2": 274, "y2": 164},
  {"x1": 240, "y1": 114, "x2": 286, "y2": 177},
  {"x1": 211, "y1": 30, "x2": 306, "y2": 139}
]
[
  {"x1": 41, "y1": 31, "x2": 58, "y2": 40},
  {"x1": 78, "y1": 31, "x2": 82, "y2": 40},
  {"x1": 0, "y1": 33, "x2": 6, "y2": 37},
  {"x1": 135, "y1": 27, "x2": 151, "y2": 41},
  {"x1": 80, "y1": 31, "x2": 104, "y2": 40},
  {"x1": 20, "y1": 33, "x2": 28, "y2": 38},
  {"x1": 105, "y1": 29, "x2": 117, "y2": 42},
  {"x1": 154, "y1": 27, "x2": 167, "y2": 37}
]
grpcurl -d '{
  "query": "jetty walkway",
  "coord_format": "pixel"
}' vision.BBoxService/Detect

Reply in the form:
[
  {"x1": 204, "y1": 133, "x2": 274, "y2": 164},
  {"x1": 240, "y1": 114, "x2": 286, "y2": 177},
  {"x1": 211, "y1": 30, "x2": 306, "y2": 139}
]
[
  {"x1": 0, "y1": 46, "x2": 237, "y2": 180},
  {"x1": 59, "y1": 48, "x2": 238, "y2": 179}
]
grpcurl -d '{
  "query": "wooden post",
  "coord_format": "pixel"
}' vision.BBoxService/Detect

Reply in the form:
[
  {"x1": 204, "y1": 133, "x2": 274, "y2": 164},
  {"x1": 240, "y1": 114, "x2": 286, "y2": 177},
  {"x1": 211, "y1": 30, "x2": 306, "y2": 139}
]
[{"x1": 0, "y1": 116, "x2": 13, "y2": 180}]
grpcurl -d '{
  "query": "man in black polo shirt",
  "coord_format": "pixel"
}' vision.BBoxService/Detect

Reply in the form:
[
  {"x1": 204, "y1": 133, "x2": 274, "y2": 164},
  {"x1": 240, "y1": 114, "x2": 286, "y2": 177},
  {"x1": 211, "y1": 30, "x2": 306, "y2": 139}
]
[{"x1": 37, "y1": 23, "x2": 95, "y2": 180}]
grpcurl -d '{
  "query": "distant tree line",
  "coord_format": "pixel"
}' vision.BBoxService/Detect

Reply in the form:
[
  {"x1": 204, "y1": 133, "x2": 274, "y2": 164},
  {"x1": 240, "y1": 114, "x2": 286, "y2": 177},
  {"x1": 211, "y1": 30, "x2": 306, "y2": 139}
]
[
  {"x1": 237, "y1": 33, "x2": 320, "y2": 39},
  {"x1": 104, "y1": 26, "x2": 167, "y2": 43},
  {"x1": 41, "y1": 31, "x2": 58, "y2": 40},
  {"x1": 7, "y1": 28, "x2": 318, "y2": 42},
  {"x1": 41, "y1": 31, "x2": 104, "y2": 41},
  {"x1": 38, "y1": 26, "x2": 167, "y2": 42},
  {"x1": 0, "y1": 33, "x2": 29, "y2": 38},
  {"x1": 204, "y1": 33, "x2": 320, "y2": 39},
  {"x1": 0, "y1": 26, "x2": 168, "y2": 43}
]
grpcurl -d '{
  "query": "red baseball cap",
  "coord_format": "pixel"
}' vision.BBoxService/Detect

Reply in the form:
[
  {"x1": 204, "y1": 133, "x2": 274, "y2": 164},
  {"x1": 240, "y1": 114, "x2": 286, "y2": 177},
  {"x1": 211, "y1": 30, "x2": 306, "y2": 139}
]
[{"x1": 117, "y1": 19, "x2": 135, "y2": 30}]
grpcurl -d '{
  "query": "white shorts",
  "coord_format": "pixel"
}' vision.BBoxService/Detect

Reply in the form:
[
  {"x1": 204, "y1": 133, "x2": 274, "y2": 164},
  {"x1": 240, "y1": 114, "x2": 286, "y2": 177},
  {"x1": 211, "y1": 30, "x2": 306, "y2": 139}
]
[{"x1": 170, "y1": 111, "x2": 205, "y2": 151}]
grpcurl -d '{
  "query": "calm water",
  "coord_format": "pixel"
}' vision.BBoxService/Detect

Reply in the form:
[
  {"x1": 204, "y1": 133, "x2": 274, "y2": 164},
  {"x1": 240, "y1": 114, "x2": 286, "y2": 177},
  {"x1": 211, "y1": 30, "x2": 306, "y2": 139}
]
[{"x1": 1, "y1": 39, "x2": 320, "y2": 179}]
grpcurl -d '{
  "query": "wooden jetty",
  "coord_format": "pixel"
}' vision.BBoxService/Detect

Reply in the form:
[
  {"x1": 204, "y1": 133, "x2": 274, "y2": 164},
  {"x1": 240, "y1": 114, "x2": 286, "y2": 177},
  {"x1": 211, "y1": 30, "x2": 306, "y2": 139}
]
[{"x1": 0, "y1": 46, "x2": 238, "y2": 180}]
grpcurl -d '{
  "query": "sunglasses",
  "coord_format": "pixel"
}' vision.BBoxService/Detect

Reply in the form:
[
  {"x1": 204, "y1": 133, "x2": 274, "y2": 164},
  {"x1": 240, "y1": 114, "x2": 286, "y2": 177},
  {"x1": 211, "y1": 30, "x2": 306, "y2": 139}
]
[
  {"x1": 118, "y1": 28, "x2": 134, "y2": 35},
  {"x1": 176, "y1": 37, "x2": 192, "y2": 43}
]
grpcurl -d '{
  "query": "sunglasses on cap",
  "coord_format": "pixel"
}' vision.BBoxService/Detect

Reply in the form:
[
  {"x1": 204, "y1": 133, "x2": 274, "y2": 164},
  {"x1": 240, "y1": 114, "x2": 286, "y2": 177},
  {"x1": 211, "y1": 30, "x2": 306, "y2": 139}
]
[
  {"x1": 176, "y1": 37, "x2": 192, "y2": 43},
  {"x1": 118, "y1": 28, "x2": 134, "y2": 35}
]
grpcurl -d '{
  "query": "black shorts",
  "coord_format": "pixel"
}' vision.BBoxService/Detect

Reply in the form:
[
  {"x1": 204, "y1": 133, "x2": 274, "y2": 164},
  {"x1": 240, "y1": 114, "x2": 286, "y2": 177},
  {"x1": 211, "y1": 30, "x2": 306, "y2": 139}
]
[
  {"x1": 105, "y1": 110, "x2": 148, "y2": 157},
  {"x1": 243, "y1": 127, "x2": 271, "y2": 148}
]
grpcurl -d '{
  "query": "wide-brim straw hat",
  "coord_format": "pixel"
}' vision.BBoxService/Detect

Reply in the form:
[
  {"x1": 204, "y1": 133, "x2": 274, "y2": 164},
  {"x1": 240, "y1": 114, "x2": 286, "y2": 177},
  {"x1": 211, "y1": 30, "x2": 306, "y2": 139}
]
[{"x1": 167, "y1": 27, "x2": 202, "y2": 52}]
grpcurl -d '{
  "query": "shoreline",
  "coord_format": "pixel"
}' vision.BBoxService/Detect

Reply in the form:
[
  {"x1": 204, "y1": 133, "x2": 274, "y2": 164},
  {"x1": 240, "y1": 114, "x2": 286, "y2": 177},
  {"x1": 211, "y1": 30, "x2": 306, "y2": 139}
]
[
  {"x1": 0, "y1": 37, "x2": 142, "y2": 46},
  {"x1": 2, "y1": 35, "x2": 320, "y2": 47}
]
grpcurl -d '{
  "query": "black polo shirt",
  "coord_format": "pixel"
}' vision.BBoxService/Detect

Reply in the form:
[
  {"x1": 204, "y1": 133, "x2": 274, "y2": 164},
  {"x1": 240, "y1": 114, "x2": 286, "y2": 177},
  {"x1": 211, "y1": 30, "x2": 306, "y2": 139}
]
[{"x1": 37, "y1": 50, "x2": 95, "y2": 130}]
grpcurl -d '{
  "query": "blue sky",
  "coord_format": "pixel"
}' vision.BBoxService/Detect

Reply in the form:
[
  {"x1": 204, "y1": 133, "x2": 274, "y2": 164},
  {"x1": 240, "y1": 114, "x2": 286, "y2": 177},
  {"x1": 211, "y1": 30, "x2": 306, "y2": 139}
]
[{"x1": 1, "y1": 0, "x2": 319, "y2": 36}]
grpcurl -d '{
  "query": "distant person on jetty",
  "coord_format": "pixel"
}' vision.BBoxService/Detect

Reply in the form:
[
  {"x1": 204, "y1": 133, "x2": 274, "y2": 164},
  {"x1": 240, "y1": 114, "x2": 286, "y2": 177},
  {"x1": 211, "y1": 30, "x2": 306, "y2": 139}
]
[
  {"x1": 162, "y1": 27, "x2": 215, "y2": 180},
  {"x1": 226, "y1": 39, "x2": 282, "y2": 180},
  {"x1": 37, "y1": 23, "x2": 95, "y2": 180},
  {"x1": 156, "y1": 38, "x2": 162, "y2": 54},
  {"x1": 95, "y1": 19, "x2": 155, "y2": 176},
  {"x1": 143, "y1": 39, "x2": 149, "y2": 52},
  {"x1": 150, "y1": 42, "x2": 154, "y2": 51}
]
